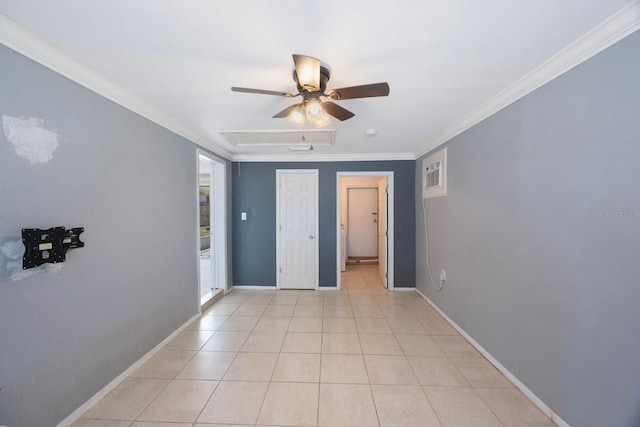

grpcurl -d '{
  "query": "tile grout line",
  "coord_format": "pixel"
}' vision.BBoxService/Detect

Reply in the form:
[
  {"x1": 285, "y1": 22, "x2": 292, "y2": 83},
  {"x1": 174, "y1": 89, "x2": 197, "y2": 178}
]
[
  {"x1": 365, "y1": 284, "x2": 387, "y2": 427},
  {"x1": 418, "y1": 384, "x2": 445, "y2": 427},
  {"x1": 129, "y1": 337, "x2": 204, "y2": 423},
  {"x1": 474, "y1": 388, "x2": 508, "y2": 427},
  {"x1": 317, "y1": 337, "x2": 323, "y2": 427},
  {"x1": 83, "y1": 270, "x2": 529, "y2": 426},
  {"x1": 191, "y1": 288, "x2": 255, "y2": 425}
]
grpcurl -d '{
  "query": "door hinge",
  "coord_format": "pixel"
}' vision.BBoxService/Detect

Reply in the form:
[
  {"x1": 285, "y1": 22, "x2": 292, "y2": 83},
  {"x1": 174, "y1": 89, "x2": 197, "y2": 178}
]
[
  {"x1": 279, "y1": 267, "x2": 282, "y2": 273},
  {"x1": 385, "y1": 230, "x2": 388, "y2": 236},
  {"x1": 385, "y1": 186, "x2": 388, "y2": 194},
  {"x1": 385, "y1": 273, "x2": 388, "y2": 278}
]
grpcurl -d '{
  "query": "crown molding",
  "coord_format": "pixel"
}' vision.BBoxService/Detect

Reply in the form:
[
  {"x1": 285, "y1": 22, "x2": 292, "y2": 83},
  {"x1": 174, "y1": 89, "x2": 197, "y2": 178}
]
[
  {"x1": 0, "y1": 14, "x2": 233, "y2": 160},
  {"x1": 414, "y1": 1, "x2": 640, "y2": 159},
  {"x1": 232, "y1": 152, "x2": 416, "y2": 162}
]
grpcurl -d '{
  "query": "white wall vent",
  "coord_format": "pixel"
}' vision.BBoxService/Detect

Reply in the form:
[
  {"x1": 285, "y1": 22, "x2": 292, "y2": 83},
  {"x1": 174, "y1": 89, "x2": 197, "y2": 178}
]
[{"x1": 422, "y1": 147, "x2": 447, "y2": 199}]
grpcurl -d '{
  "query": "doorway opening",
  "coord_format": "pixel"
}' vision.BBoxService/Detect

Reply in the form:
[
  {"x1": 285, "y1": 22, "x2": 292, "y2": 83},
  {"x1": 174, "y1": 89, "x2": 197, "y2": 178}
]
[
  {"x1": 198, "y1": 152, "x2": 228, "y2": 309},
  {"x1": 336, "y1": 172, "x2": 394, "y2": 291}
]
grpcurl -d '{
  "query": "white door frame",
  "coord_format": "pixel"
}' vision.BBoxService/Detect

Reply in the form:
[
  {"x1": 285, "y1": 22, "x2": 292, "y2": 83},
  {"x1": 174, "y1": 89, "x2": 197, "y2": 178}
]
[
  {"x1": 197, "y1": 151, "x2": 228, "y2": 311},
  {"x1": 336, "y1": 171, "x2": 395, "y2": 291},
  {"x1": 377, "y1": 177, "x2": 389, "y2": 288},
  {"x1": 276, "y1": 169, "x2": 319, "y2": 290}
]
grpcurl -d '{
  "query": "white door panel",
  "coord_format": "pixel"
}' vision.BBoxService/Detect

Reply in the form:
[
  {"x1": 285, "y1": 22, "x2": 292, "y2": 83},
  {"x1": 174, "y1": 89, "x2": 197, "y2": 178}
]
[{"x1": 278, "y1": 171, "x2": 318, "y2": 290}]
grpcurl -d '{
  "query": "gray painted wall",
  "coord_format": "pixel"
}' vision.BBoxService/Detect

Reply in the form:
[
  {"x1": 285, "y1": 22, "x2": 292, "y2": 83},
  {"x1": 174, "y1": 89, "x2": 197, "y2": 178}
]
[
  {"x1": 232, "y1": 161, "x2": 415, "y2": 287},
  {"x1": 0, "y1": 46, "x2": 228, "y2": 426},
  {"x1": 415, "y1": 31, "x2": 640, "y2": 427}
]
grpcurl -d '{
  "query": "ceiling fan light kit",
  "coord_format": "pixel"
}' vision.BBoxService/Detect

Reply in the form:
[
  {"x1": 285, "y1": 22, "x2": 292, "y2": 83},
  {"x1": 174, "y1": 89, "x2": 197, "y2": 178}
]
[
  {"x1": 231, "y1": 54, "x2": 390, "y2": 129},
  {"x1": 288, "y1": 104, "x2": 306, "y2": 126},
  {"x1": 312, "y1": 110, "x2": 331, "y2": 128},
  {"x1": 305, "y1": 99, "x2": 323, "y2": 121}
]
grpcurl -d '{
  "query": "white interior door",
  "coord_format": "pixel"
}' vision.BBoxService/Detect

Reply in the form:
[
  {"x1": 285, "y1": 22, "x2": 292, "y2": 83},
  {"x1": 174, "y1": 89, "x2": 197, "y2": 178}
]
[
  {"x1": 378, "y1": 178, "x2": 388, "y2": 287},
  {"x1": 347, "y1": 188, "x2": 378, "y2": 257},
  {"x1": 277, "y1": 170, "x2": 318, "y2": 290}
]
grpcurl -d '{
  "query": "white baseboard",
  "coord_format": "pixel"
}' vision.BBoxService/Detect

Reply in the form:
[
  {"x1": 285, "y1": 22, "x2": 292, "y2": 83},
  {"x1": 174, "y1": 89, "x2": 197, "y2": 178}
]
[
  {"x1": 231, "y1": 285, "x2": 340, "y2": 291},
  {"x1": 56, "y1": 312, "x2": 202, "y2": 427},
  {"x1": 201, "y1": 289, "x2": 225, "y2": 311},
  {"x1": 393, "y1": 287, "x2": 416, "y2": 292},
  {"x1": 232, "y1": 285, "x2": 276, "y2": 290},
  {"x1": 415, "y1": 289, "x2": 570, "y2": 427}
]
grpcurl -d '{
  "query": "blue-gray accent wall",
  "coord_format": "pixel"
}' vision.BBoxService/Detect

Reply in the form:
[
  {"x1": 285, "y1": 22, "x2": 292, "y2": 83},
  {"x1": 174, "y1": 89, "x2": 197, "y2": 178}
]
[
  {"x1": 232, "y1": 161, "x2": 416, "y2": 287},
  {"x1": 0, "y1": 46, "x2": 230, "y2": 426},
  {"x1": 415, "y1": 31, "x2": 640, "y2": 427}
]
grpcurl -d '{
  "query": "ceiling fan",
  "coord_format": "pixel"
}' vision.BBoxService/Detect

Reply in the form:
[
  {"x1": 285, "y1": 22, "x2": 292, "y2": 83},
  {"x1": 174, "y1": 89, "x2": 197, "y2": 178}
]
[{"x1": 231, "y1": 54, "x2": 390, "y2": 127}]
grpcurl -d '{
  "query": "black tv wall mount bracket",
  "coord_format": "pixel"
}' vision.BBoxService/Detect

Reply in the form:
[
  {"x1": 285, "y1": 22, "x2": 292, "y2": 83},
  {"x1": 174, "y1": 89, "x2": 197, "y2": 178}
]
[{"x1": 22, "y1": 227, "x2": 85, "y2": 270}]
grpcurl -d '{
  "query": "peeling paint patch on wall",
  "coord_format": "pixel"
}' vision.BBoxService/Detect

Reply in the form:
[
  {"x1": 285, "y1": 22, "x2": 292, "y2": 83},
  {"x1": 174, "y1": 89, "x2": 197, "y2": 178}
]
[
  {"x1": 0, "y1": 237, "x2": 25, "y2": 281},
  {"x1": 0, "y1": 237, "x2": 64, "y2": 281},
  {"x1": 1, "y1": 239, "x2": 23, "y2": 260},
  {"x1": 2, "y1": 115, "x2": 59, "y2": 164}
]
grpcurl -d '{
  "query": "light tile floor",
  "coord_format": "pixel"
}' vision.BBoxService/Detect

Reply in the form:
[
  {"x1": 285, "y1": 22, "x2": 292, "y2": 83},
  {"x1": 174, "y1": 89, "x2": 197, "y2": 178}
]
[{"x1": 74, "y1": 264, "x2": 555, "y2": 427}]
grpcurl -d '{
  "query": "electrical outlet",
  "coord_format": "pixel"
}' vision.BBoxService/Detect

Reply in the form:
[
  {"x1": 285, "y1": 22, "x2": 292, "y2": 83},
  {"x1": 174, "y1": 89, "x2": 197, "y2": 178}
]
[{"x1": 439, "y1": 269, "x2": 446, "y2": 282}]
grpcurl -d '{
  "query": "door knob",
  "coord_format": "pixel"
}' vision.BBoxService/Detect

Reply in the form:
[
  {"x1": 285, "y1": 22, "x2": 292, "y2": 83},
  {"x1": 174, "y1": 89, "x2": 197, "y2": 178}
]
[{"x1": 309, "y1": 235, "x2": 315, "y2": 240}]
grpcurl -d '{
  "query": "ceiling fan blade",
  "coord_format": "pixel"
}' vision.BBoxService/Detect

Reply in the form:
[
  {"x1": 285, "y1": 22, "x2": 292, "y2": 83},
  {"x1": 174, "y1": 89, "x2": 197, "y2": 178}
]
[
  {"x1": 231, "y1": 86, "x2": 295, "y2": 97},
  {"x1": 272, "y1": 104, "x2": 300, "y2": 118},
  {"x1": 293, "y1": 54, "x2": 321, "y2": 91},
  {"x1": 327, "y1": 82, "x2": 390, "y2": 100},
  {"x1": 323, "y1": 102, "x2": 355, "y2": 121}
]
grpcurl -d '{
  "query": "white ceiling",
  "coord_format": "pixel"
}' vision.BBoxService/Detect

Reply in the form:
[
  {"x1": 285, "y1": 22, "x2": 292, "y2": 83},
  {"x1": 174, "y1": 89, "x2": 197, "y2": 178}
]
[{"x1": 0, "y1": 1, "x2": 638, "y2": 161}]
